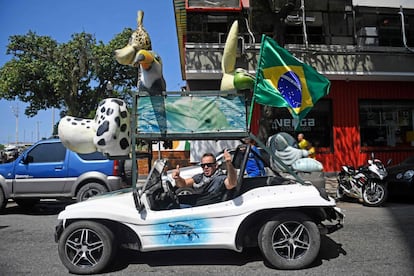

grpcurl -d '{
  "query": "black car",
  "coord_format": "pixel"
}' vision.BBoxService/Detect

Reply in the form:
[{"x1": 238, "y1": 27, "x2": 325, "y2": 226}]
[{"x1": 386, "y1": 156, "x2": 414, "y2": 198}]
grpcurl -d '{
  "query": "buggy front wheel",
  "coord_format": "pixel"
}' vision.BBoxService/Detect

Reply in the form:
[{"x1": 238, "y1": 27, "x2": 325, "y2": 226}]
[
  {"x1": 258, "y1": 212, "x2": 320, "y2": 270},
  {"x1": 58, "y1": 221, "x2": 117, "y2": 274}
]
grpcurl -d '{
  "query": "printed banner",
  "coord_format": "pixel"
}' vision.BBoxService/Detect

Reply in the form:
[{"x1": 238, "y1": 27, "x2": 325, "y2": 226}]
[{"x1": 137, "y1": 95, "x2": 247, "y2": 138}]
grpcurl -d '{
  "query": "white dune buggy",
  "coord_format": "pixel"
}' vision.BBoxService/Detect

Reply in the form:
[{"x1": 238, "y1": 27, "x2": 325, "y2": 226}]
[{"x1": 54, "y1": 91, "x2": 343, "y2": 274}]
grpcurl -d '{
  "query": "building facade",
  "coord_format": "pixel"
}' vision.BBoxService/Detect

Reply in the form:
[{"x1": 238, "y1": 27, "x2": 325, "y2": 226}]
[{"x1": 172, "y1": 0, "x2": 414, "y2": 171}]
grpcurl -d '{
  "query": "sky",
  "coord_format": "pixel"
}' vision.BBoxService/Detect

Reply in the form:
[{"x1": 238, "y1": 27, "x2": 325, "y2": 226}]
[{"x1": 0, "y1": 0, "x2": 183, "y2": 145}]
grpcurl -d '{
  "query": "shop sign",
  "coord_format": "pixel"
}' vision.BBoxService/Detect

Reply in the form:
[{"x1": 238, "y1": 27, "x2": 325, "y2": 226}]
[{"x1": 271, "y1": 118, "x2": 315, "y2": 131}]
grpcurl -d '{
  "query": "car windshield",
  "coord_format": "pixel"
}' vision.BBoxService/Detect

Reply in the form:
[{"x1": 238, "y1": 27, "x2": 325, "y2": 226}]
[{"x1": 141, "y1": 159, "x2": 167, "y2": 193}]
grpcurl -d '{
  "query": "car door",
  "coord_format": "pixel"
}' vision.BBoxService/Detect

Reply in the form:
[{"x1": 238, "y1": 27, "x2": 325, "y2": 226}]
[{"x1": 13, "y1": 142, "x2": 68, "y2": 195}]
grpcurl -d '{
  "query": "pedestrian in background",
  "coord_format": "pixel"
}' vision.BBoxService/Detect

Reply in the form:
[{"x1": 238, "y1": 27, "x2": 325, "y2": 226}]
[
  {"x1": 297, "y1": 133, "x2": 316, "y2": 159},
  {"x1": 245, "y1": 138, "x2": 265, "y2": 177},
  {"x1": 297, "y1": 133, "x2": 309, "y2": 150}
]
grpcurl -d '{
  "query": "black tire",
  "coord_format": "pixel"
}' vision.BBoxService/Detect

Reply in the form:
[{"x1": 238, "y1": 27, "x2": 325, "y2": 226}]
[
  {"x1": 76, "y1": 183, "x2": 108, "y2": 202},
  {"x1": 362, "y1": 181, "x2": 388, "y2": 207},
  {"x1": 336, "y1": 186, "x2": 345, "y2": 200},
  {"x1": 15, "y1": 198, "x2": 40, "y2": 210},
  {"x1": 336, "y1": 173, "x2": 352, "y2": 201},
  {"x1": 258, "y1": 212, "x2": 321, "y2": 270},
  {"x1": 0, "y1": 188, "x2": 6, "y2": 213},
  {"x1": 58, "y1": 221, "x2": 117, "y2": 275}
]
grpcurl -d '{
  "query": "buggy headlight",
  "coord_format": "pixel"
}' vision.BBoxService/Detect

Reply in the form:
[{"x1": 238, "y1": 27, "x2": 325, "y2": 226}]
[{"x1": 403, "y1": 170, "x2": 414, "y2": 180}]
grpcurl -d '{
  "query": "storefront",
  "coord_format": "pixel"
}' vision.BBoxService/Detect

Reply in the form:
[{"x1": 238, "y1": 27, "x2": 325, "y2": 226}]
[
  {"x1": 260, "y1": 80, "x2": 414, "y2": 172},
  {"x1": 172, "y1": 0, "x2": 414, "y2": 173}
]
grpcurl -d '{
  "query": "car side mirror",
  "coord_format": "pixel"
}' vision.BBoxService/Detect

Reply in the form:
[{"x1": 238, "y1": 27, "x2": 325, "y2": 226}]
[{"x1": 21, "y1": 155, "x2": 34, "y2": 164}]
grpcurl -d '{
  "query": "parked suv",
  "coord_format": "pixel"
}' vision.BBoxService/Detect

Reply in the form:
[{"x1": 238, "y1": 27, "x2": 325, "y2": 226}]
[{"x1": 0, "y1": 138, "x2": 126, "y2": 212}]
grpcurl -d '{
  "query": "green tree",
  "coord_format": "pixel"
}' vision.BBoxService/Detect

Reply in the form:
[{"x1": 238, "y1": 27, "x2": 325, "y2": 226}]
[{"x1": 0, "y1": 29, "x2": 138, "y2": 118}]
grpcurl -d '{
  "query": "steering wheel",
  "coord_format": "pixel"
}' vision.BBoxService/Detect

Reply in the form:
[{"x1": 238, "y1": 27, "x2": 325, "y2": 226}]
[{"x1": 163, "y1": 179, "x2": 180, "y2": 207}]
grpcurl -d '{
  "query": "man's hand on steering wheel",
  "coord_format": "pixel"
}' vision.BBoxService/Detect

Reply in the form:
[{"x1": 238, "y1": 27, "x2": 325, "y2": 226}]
[{"x1": 163, "y1": 177, "x2": 179, "y2": 207}]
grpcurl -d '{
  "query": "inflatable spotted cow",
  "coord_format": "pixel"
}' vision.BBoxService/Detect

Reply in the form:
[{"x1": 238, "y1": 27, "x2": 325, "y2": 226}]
[
  {"x1": 58, "y1": 98, "x2": 130, "y2": 157},
  {"x1": 58, "y1": 10, "x2": 163, "y2": 157}
]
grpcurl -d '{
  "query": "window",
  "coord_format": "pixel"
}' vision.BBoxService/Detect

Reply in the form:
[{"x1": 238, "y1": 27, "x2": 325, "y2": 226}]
[
  {"x1": 265, "y1": 99, "x2": 333, "y2": 151},
  {"x1": 354, "y1": 7, "x2": 413, "y2": 47},
  {"x1": 186, "y1": 0, "x2": 241, "y2": 11},
  {"x1": 27, "y1": 142, "x2": 66, "y2": 163},
  {"x1": 186, "y1": 13, "x2": 240, "y2": 43},
  {"x1": 78, "y1": 151, "x2": 108, "y2": 161},
  {"x1": 359, "y1": 100, "x2": 414, "y2": 148}
]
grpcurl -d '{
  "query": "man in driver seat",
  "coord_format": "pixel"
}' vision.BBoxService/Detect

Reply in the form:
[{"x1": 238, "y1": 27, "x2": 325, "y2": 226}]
[{"x1": 172, "y1": 149, "x2": 237, "y2": 206}]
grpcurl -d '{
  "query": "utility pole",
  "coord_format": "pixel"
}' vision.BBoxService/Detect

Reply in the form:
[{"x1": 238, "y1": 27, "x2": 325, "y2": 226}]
[
  {"x1": 106, "y1": 81, "x2": 113, "y2": 97},
  {"x1": 11, "y1": 103, "x2": 19, "y2": 145},
  {"x1": 37, "y1": 121, "x2": 41, "y2": 141},
  {"x1": 52, "y1": 107, "x2": 55, "y2": 136}
]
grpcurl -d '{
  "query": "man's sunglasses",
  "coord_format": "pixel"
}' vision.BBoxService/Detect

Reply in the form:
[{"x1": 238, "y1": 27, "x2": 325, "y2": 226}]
[{"x1": 200, "y1": 162, "x2": 216, "y2": 168}]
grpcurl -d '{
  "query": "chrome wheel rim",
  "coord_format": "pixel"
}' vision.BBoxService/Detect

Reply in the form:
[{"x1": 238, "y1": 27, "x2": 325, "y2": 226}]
[
  {"x1": 272, "y1": 221, "x2": 310, "y2": 260},
  {"x1": 364, "y1": 184, "x2": 384, "y2": 204},
  {"x1": 64, "y1": 228, "x2": 104, "y2": 268}
]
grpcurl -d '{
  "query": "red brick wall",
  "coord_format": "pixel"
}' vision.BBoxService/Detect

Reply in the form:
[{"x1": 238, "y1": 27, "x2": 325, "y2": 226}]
[{"x1": 137, "y1": 150, "x2": 190, "y2": 175}]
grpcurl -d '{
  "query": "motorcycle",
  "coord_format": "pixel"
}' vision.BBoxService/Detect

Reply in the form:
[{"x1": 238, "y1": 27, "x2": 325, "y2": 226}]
[{"x1": 336, "y1": 154, "x2": 391, "y2": 207}]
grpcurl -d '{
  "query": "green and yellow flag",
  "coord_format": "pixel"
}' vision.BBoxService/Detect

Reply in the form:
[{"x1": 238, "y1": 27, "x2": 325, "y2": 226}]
[{"x1": 252, "y1": 35, "x2": 330, "y2": 127}]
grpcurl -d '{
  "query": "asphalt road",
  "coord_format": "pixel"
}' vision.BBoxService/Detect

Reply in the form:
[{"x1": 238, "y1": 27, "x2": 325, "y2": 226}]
[{"x1": 1, "y1": 198, "x2": 414, "y2": 276}]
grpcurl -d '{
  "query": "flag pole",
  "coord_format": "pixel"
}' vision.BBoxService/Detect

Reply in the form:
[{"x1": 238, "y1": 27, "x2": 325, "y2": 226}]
[
  {"x1": 248, "y1": 35, "x2": 267, "y2": 132},
  {"x1": 247, "y1": 94, "x2": 255, "y2": 131}
]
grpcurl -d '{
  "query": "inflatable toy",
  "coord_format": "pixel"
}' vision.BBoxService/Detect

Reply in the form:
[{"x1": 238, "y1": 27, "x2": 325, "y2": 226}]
[
  {"x1": 58, "y1": 98, "x2": 130, "y2": 157},
  {"x1": 268, "y1": 132, "x2": 323, "y2": 173},
  {"x1": 136, "y1": 49, "x2": 166, "y2": 95},
  {"x1": 220, "y1": 21, "x2": 255, "y2": 91},
  {"x1": 115, "y1": 10, "x2": 152, "y2": 66},
  {"x1": 58, "y1": 10, "x2": 168, "y2": 157},
  {"x1": 267, "y1": 132, "x2": 309, "y2": 172}
]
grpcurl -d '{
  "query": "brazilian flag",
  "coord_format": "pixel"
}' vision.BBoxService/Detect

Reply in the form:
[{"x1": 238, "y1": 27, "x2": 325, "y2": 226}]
[{"x1": 252, "y1": 35, "x2": 330, "y2": 128}]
